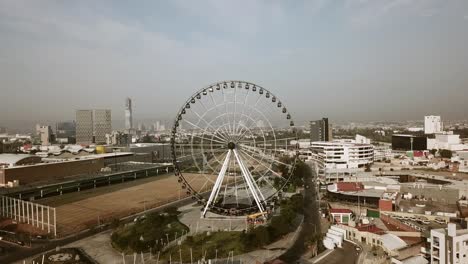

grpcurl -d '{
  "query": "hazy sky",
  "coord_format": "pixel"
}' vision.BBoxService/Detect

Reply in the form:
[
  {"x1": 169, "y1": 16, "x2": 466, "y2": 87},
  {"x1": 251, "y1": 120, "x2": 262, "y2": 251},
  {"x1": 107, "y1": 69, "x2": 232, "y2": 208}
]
[{"x1": 1, "y1": 0, "x2": 468, "y2": 129}]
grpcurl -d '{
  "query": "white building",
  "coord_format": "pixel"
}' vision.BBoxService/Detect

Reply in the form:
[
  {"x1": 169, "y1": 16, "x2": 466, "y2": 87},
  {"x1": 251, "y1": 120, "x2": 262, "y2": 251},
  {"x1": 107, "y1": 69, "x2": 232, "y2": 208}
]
[
  {"x1": 425, "y1": 116, "x2": 442, "y2": 134},
  {"x1": 35, "y1": 124, "x2": 53, "y2": 146},
  {"x1": 374, "y1": 145, "x2": 392, "y2": 161},
  {"x1": 355, "y1": 134, "x2": 371, "y2": 144},
  {"x1": 310, "y1": 141, "x2": 374, "y2": 169},
  {"x1": 290, "y1": 139, "x2": 311, "y2": 149},
  {"x1": 452, "y1": 150, "x2": 468, "y2": 173},
  {"x1": 427, "y1": 132, "x2": 467, "y2": 151},
  {"x1": 430, "y1": 223, "x2": 468, "y2": 264}
]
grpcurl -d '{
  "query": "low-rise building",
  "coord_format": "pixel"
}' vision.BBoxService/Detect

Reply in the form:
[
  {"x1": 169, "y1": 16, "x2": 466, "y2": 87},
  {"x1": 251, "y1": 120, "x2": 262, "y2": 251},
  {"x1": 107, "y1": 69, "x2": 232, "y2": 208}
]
[{"x1": 427, "y1": 131, "x2": 467, "y2": 151}]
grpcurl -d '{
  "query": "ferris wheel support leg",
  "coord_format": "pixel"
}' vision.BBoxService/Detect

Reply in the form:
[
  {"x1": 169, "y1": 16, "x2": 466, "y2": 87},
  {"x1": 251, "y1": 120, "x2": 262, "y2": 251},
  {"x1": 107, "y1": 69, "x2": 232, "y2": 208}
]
[
  {"x1": 237, "y1": 151, "x2": 266, "y2": 202},
  {"x1": 201, "y1": 150, "x2": 231, "y2": 218},
  {"x1": 233, "y1": 149, "x2": 265, "y2": 214}
]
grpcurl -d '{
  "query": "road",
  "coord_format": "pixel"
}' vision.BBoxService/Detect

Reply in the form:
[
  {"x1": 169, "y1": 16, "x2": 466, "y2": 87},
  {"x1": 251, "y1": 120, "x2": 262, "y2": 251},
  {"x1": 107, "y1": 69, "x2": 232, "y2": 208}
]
[
  {"x1": 314, "y1": 241, "x2": 360, "y2": 264},
  {"x1": 278, "y1": 161, "x2": 321, "y2": 263}
]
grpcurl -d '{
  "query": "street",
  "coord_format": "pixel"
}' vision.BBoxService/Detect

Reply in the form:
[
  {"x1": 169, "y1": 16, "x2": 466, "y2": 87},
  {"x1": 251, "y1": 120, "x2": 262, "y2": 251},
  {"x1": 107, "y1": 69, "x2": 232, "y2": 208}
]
[
  {"x1": 278, "y1": 161, "x2": 321, "y2": 262},
  {"x1": 314, "y1": 241, "x2": 360, "y2": 264}
]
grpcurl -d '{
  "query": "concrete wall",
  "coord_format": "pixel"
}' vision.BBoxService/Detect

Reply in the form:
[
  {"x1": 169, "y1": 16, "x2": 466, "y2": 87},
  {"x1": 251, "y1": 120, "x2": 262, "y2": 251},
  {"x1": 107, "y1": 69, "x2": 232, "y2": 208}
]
[{"x1": 1, "y1": 158, "x2": 105, "y2": 185}]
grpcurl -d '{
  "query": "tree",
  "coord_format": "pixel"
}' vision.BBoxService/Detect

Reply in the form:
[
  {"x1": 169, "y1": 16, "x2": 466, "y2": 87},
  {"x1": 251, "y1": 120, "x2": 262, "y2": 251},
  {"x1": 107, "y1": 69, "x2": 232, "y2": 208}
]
[
  {"x1": 253, "y1": 225, "x2": 270, "y2": 246},
  {"x1": 439, "y1": 149, "x2": 453, "y2": 159}
]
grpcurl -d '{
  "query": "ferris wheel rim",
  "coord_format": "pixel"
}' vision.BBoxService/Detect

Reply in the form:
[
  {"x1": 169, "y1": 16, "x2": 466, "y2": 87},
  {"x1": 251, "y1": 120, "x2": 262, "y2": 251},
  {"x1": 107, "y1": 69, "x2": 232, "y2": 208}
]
[{"x1": 171, "y1": 80, "x2": 298, "y2": 215}]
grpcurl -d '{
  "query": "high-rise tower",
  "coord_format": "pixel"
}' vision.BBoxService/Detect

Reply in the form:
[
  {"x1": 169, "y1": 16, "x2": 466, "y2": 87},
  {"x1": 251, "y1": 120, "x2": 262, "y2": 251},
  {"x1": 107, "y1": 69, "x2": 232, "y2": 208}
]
[{"x1": 125, "y1": 97, "x2": 133, "y2": 130}]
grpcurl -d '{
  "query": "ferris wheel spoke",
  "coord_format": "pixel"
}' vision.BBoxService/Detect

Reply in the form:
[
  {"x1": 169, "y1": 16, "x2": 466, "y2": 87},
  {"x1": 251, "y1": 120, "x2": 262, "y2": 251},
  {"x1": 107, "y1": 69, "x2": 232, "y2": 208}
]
[
  {"x1": 220, "y1": 85, "x2": 234, "y2": 136},
  {"x1": 208, "y1": 93, "x2": 233, "y2": 140},
  {"x1": 182, "y1": 118, "x2": 227, "y2": 143},
  {"x1": 186, "y1": 108, "x2": 230, "y2": 142},
  {"x1": 234, "y1": 104, "x2": 276, "y2": 144},
  {"x1": 239, "y1": 146, "x2": 293, "y2": 168},
  {"x1": 191, "y1": 134, "x2": 226, "y2": 145},
  {"x1": 238, "y1": 137, "x2": 295, "y2": 149},
  {"x1": 238, "y1": 149, "x2": 286, "y2": 180},
  {"x1": 233, "y1": 93, "x2": 264, "y2": 141},
  {"x1": 232, "y1": 85, "x2": 238, "y2": 138},
  {"x1": 234, "y1": 87, "x2": 251, "y2": 136}
]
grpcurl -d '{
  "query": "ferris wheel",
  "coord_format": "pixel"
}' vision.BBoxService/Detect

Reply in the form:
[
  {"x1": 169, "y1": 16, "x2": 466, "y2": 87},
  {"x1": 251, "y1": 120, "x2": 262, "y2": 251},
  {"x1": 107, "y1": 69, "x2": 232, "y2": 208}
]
[{"x1": 170, "y1": 80, "x2": 298, "y2": 217}]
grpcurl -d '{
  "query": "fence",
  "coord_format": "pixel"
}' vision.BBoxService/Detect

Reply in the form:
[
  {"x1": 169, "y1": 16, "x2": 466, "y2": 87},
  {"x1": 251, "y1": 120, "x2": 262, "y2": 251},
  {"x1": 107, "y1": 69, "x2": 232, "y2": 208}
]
[{"x1": 0, "y1": 195, "x2": 57, "y2": 237}]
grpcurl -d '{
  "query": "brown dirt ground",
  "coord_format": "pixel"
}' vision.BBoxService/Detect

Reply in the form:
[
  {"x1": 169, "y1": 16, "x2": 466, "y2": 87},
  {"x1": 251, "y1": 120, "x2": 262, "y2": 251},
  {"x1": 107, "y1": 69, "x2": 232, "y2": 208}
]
[{"x1": 46, "y1": 173, "x2": 215, "y2": 236}]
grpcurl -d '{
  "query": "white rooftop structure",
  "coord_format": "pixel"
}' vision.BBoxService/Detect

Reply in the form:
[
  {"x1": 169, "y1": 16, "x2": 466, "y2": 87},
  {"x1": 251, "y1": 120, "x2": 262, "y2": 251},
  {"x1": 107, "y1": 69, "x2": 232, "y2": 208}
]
[
  {"x1": 380, "y1": 233, "x2": 407, "y2": 251},
  {"x1": 0, "y1": 154, "x2": 41, "y2": 167}
]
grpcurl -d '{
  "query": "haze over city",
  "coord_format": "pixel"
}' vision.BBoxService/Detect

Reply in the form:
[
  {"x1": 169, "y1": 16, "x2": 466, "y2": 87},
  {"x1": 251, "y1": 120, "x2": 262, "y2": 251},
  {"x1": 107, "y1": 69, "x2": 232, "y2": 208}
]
[{"x1": 1, "y1": 0, "x2": 468, "y2": 130}]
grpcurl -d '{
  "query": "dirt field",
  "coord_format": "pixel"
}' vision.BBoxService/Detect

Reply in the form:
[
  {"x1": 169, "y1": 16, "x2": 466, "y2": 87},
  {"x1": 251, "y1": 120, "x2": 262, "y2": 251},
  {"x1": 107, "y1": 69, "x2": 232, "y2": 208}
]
[{"x1": 44, "y1": 173, "x2": 215, "y2": 236}]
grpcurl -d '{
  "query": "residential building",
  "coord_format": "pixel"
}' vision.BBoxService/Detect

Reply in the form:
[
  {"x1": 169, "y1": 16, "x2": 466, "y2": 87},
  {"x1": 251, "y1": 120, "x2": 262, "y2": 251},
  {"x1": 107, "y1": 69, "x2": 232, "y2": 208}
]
[
  {"x1": 430, "y1": 223, "x2": 468, "y2": 264},
  {"x1": 425, "y1": 115, "x2": 442, "y2": 134},
  {"x1": 76, "y1": 109, "x2": 111, "y2": 145},
  {"x1": 310, "y1": 118, "x2": 332, "y2": 142},
  {"x1": 106, "y1": 131, "x2": 130, "y2": 146},
  {"x1": 36, "y1": 124, "x2": 53, "y2": 146},
  {"x1": 125, "y1": 97, "x2": 133, "y2": 130},
  {"x1": 310, "y1": 141, "x2": 374, "y2": 169}
]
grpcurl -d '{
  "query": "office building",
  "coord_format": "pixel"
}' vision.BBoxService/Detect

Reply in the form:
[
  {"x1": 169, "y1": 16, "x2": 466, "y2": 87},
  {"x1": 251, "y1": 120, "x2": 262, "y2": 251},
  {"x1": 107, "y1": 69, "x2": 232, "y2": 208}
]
[
  {"x1": 430, "y1": 223, "x2": 468, "y2": 264},
  {"x1": 125, "y1": 97, "x2": 133, "y2": 130},
  {"x1": 36, "y1": 124, "x2": 53, "y2": 146},
  {"x1": 310, "y1": 118, "x2": 332, "y2": 142},
  {"x1": 425, "y1": 115, "x2": 442, "y2": 134},
  {"x1": 310, "y1": 141, "x2": 374, "y2": 169},
  {"x1": 76, "y1": 110, "x2": 94, "y2": 145},
  {"x1": 76, "y1": 109, "x2": 111, "y2": 145},
  {"x1": 56, "y1": 121, "x2": 76, "y2": 144},
  {"x1": 93, "y1": 109, "x2": 112, "y2": 144},
  {"x1": 391, "y1": 134, "x2": 427, "y2": 151}
]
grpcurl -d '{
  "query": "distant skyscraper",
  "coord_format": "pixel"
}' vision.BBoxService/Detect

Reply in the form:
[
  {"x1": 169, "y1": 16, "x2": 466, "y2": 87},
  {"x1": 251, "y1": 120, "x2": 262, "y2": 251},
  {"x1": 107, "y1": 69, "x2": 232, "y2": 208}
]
[
  {"x1": 76, "y1": 110, "x2": 94, "y2": 145},
  {"x1": 93, "y1": 109, "x2": 112, "y2": 144},
  {"x1": 125, "y1": 98, "x2": 133, "y2": 130},
  {"x1": 310, "y1": 118, "x2": 331, "y2": 142},
  {"x1": 424, "y1": 115, "x2": 442, "y2": 134},
  {"x1": 76, "y1": 109, "x2": 112, "y2": 145},
  {"x1": 156, "y1": 121, "x2": 160, "y2": 131}
]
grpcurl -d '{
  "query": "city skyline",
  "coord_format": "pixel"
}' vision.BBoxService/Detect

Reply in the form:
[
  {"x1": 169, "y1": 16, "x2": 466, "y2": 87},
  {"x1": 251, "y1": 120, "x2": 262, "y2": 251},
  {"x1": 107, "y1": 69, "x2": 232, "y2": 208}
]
[{"x1": 1, "y1": 1, "x2": 468, "y2": 126}]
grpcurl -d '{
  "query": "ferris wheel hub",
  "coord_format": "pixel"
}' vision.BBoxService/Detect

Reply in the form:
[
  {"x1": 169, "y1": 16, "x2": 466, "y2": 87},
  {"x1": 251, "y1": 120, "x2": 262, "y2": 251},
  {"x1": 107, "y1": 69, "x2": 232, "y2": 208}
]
[{"x1": 227, "y1": 142, "x2": 236, "y2": 150}]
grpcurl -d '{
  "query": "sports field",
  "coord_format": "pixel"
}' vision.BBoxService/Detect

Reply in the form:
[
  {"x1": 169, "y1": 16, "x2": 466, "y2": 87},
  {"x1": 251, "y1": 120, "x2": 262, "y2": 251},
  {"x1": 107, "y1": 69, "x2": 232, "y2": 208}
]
[{"x1": 40, "y1": 173, "x2": 214, "y2": 235}]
